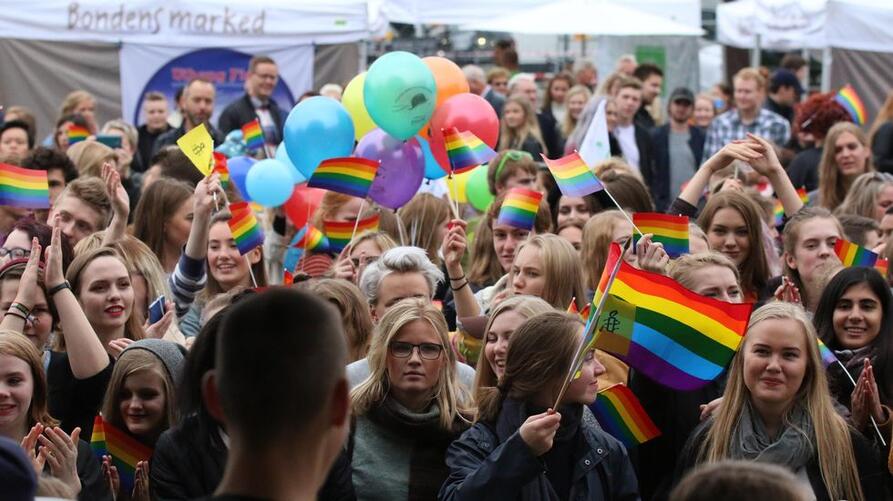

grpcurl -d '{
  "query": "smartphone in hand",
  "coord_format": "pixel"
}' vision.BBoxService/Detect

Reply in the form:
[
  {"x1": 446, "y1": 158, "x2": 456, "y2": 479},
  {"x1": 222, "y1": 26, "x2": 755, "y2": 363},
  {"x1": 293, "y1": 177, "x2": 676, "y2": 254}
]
[{"x1": 148, "y1": 296, "x2": 165, "y2": 325}]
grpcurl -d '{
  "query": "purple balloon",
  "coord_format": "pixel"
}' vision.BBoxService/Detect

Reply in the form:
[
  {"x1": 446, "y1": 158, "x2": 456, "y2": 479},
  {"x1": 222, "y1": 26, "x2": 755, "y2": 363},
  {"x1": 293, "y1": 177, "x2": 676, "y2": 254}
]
[{"x1": 356, "y1": 129, "x2": 424, "y2": 209}]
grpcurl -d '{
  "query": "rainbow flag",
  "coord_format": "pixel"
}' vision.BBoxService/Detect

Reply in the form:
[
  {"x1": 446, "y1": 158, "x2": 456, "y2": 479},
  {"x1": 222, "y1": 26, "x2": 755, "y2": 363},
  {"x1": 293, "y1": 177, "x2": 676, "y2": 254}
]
[
  {"x1": 834, "y1": 238, "x2": 878, "y2": 268},
  {"x1": 497, "y1": 188, "x2": 542, "y2": 230},
  {"x1": 876, "y1": 258, "x2": 889, "y2": 277},
  {"x1": 816, "y1": 337, "x2": 837, "y2": 368},
  {"x1": 835, "y1": 84, "x2": 867, "y2": 126},
  {"x1": 797, "y1": 186, "x2": 809, "y2": 205},
  {"x1": 67, "y1": 125, "x2": 89, "y2": 145},
  {"x1": 227, "y1": 202, "x2": 264, "y2": 255},
  {"x1": 293, "y1": 225, "x2": 329, "y2": 253},
  {"x1": 283, "y1": 270, "x2": 295, "y2": 285},
  {"x1": 308, "y1": 157, "x2": 379, "y2": 199},
  {"x1": 241, "y1": 119, "x2": 265, "y2": 150},
  {"x1": 591, "y1": 243, "x2": 753, "y2": 390},
  {"x1": 589, "y1": 384, "x2": 661, "y2": 448},
  {"x1": 632, "y1": 213, "x2": 689, "y2": 258},
  {"x1": 90, "y1": 415, "x2": 152, "y2": 493},
  {"x1": 443, "y1": 127, "x2": 496, "y2": 174},
  {"x1": 0, "y1": 164, "x2": 50, "y2": 209},
  {"x1": 773, "y1": 199, "x2": 785, "y2": 227},
  {"x1": 324, "y1": 213, "x2": 380, "y2": 253},
  {"x1": 212, "y1": 152, "x2": 230, "y2": 188},
  {"x1": 542, "y1": 152, "x2": 604, "y2": 197}
]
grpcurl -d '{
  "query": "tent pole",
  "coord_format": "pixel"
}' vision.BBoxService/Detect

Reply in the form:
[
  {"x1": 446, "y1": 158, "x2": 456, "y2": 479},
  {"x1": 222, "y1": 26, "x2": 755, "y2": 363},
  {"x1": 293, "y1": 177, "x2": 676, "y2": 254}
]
[
  {"x1": 358, "y1": 40, "x2": 368, "y2": 72},
  {"x1": 820, "y1": 47, "x2": 832, "y2": 93},
  {"x1": 750, "y1": 34, "x2": 761, "y2": 67}
]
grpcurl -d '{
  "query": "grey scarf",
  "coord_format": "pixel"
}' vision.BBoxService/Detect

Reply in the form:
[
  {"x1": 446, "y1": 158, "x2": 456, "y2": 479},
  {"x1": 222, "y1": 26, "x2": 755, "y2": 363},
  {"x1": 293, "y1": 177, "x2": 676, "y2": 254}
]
[{"x1": 729, "y1": 400, "x2": 815, "y2": 471}]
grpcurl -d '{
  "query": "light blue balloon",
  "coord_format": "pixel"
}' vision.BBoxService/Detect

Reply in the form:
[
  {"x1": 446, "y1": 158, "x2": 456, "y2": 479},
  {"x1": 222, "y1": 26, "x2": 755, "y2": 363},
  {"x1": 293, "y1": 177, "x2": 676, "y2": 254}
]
[
  {"x1": 414, "y1": 135, "x2": 446, "y2": 180},
  {"x1": 246, "y1": 159, "x2": 295, "y2": 207},
  {"x1": 364, "y1": 51, "x2": 436, "y2": 140},
  {"x1": 284, "y1": 97, "x2": 355, "y2": 179},
  {"x1": 275, "y1": 141, "x2": 305, "y2": 184}
]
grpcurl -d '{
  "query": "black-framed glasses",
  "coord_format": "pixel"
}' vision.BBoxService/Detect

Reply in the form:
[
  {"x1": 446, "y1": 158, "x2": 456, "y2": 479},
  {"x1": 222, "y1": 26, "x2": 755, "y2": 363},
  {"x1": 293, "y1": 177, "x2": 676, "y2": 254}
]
[
  {"x1": 0, "y1": 247, "x2": 30, "y2": 259},
  {"x1": 389, "y1": 341, "x2": 444, "y2": 360}
]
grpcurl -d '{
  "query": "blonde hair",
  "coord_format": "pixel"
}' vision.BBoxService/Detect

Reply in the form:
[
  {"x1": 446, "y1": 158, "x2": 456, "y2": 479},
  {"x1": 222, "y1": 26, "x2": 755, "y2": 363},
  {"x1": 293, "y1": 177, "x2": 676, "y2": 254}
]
[
  {"x1": 59, "y1": 90, "x2": 95, "y2": 117},
  {"x1": 698, "y1": 302, "x2": 864, "y2": 501},
  {"x1": 0, "y1": 331, "x2": 58, "y2": 428},
  {"x1": 668, "y1": 252, "x2": 740, "y2": 291},
  {"x1": 310, "y1": 191, "x2": 357, "y2": 229},
  {"x1": 514, "y1": 234, "x2": 586, "y2": 310},
  {"x1": 499, "y1": 96, "x2": 547, "y2": 155},
  {"x1": 836, "y1": 172, "x2": 893, "y2": 221},
  {"x1": 819, "y1": 122, "x2": 873, "y2": 210},
  {"x1": 561, "y1": 85, "x2": 593, "y2": 137},
  {"x1": 100, "y1": 349, "x2": 177, "y2": 438},
  {"x1": 398, "y1": 193, "x2": 451, "y2": 267},
  {"x1": 350, "y1": 298, "x2": 470, "y2": 430},
  {"x1": 66, "y1": 140, "x2": 117, "y2": 178},
  {"x1": 300, "y1": 278, "x2": 374, "y2": 363},
  {"x1": 342, "y1": 231, "x2": 397, "y2": 259},
  {"x1": 580, "y1": 210, "x2": 628, "y2": 291},
  {"x1": 101, "y1": 120, "x2": 138, "y2": 151},
  {"x1": 733, "y1": 67, "x2": 767, "y2": 91}
]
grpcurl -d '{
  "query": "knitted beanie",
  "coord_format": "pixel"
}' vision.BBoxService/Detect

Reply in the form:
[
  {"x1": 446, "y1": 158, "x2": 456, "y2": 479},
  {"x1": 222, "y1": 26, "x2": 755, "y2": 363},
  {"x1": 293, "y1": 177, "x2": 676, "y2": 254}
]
[{"x1": 121, "y1": 339, "x2": 186, "y2": 383}]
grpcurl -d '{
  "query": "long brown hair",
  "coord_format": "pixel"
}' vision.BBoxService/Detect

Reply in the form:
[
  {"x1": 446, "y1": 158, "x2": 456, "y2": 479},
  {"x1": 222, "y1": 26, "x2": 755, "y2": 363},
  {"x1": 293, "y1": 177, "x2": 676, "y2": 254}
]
[
  {"x1": 133, "y1": 178, "x2": 193, "y2": 263},
  {"x1": 818, "y1": 122, "x2": 873, "y2": 209},
  {"x1": 398, "y1": 193, "x2": 450, "y2": 267},
  {"x1": 202, "y1": 212, "x2": 267, "y2": 301},
  {"x1": 476, "y1": 312, "x2": 581, "y2": 422},
  {"x1": 100, "y1": 349, "x2": 177, "y2": 444},
  {"x1": 698, "y1": 191, "x2": 769, "y2": 298},
  {"x1": 580, "y1": 210, "x2": 628, "y2": 291},
  {"x1": 0, "y1": 331, "x2": 58, "y2": 428},
  {"x1": 698, "y1": 302, "x2": 864, "y2": 501},
  {"x1": 499, "y1": 96, "x2": 547, "y2": 155}
]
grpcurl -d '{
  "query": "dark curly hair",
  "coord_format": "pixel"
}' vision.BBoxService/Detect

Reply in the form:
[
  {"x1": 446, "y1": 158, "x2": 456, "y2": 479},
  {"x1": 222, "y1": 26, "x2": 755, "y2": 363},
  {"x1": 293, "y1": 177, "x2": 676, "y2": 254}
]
[{"x1": 21, "y1": 146, "x2": 79, "y2": 182}]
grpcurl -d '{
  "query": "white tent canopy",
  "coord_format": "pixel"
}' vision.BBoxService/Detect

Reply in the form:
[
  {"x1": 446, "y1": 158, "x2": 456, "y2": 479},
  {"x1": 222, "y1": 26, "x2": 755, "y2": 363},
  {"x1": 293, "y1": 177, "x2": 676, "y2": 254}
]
[
  {"x1": 826, "y1": 0, "x2": 893, "y2": 52},
  {"x1": 461, "y1": 0, "x2": 703, "y2": 36},
  {"x1": 374, "y1": 0, "x2": 547, "y2": 26}
]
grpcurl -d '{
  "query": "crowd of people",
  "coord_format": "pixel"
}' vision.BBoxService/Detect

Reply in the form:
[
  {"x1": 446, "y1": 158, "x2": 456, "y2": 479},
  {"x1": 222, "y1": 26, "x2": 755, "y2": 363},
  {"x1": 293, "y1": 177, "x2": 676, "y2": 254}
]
[{"x1": 1, "y1": 45, "x2": 893, "y2": 501}]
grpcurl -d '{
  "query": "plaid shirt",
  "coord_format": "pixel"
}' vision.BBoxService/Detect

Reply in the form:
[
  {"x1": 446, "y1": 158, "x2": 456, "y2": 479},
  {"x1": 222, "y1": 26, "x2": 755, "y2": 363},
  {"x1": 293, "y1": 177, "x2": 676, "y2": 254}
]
[{"x1": 703, "y1": 108, "x2": 791, "y2": 158}]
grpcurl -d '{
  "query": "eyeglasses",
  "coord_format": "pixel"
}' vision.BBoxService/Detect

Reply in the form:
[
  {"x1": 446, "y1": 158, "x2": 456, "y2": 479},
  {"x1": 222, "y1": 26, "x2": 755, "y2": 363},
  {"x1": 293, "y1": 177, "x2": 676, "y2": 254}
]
[
  {"x1": 0, "y1": 247, "x2": 30, "y2": 259},
  {"x1": 389, "y1": 341, "x2": 444, "y2": 360}
]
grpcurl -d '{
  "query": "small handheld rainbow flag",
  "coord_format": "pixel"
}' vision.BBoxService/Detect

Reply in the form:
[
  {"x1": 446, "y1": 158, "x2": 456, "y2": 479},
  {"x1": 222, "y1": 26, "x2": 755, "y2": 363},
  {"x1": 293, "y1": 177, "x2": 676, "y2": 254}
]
[
  {"x1": 67, "y1": 125, "x2": 90, "y2": 145},
  {"x1": 292, "y1": 224, "x2": 329, "y2": 253},
  {"x1": 834, "y1": 238, "x2": 878, "y2": 268},
  {"x1": 0, "y1": 164, "x2": 50, "y2": 209},
  {"x1": 227, "y1": 202, "x2": 264, "y2": 255},
  {"x1": 308, "y1": 157, "x2": 379, "y2": 199},
  {"x1": 816, "y1": 337, "x2": 837, "y2": 368},
  {"x1": 797, "y1": 186, "x2": 809, "y2": 205},
  {"x1": 90, "y1": 415, "x2": 152, "y2": 493},
  {"x1": 835, "y1": 84, "x2": 867, "y2": 126},
  {"x1": 876, "y1": 258, "x2": 889, "y2": 277},
  {"x1": 241, "y1": 119, "x2": 265, "y2": 150},
  {"x1": 773, "y1": 199, "x2": 785, "y2": 227},
  {"x1": 212, "y1": 152, "x2": 230, "y2": 188},
  {"x1": 283, "y1": 270, "x2": 295, "y2": 285},
  {"x1": 542, "y1": 152, "x2": 604, "y2": 198},
  {"x1": 443, "y1": 127, "x2": 496, "y2": 174},
  {"x1": 324, "y1": 213, "x2": 380, "y2": 253},
  {"x1": 497, "y1": 188, "x2": 542, "y2": 231},
  {"x1": 632, "y1": 213, "x2": 689, "y2": 258},
  {"x1": 589, "y1": 384, "x2": 661, "y2": 448}
]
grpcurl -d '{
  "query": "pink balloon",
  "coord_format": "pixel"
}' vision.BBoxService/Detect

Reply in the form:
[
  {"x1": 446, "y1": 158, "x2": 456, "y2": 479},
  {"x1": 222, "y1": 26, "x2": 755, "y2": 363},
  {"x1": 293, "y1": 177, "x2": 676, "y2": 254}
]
[{"x1": 429, "y1": 93, "x2": 499, "y2": 170}]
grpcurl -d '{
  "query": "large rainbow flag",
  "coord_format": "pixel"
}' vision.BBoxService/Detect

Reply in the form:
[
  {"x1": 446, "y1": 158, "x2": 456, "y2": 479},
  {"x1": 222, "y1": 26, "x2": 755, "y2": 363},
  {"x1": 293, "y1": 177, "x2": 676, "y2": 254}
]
[
  {"x1": 324, "y1": 213, "x2": 380, "y2": 253},
  {"x1": 589, "y1": 384, "x2": 661, "y2": 448},
  {"x1": 541, "y1": 152, "x2": 604, "y2": 197},
  {"x1": 835, "y1": 84, "x2": 867, "y2": 126},
  {"x1": 0, "y1": 164, "x2": 50, "y2": 208},
  {"x1": 227, "y1": 202, "x2": 264, "y2": 255},
  {"x1": 90, "y1": 415, "x2": 152, "y2": 492},
  {"x1": 591, "y1": 243, "x2": 753, "y2": 390},
  {"x1": 443, "y1": 127, "x2": 496, "y2": 174},
  {"x1": 632, "y1": 213, "x2": 689, "y2": 258},
  {"x1": 308, "y1": 157, "x2": 379, "y2": 199}
]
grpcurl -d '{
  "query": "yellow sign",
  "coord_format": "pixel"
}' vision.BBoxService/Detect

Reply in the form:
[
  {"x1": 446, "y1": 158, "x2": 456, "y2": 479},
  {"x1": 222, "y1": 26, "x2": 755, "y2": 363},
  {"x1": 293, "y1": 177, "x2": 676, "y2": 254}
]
[{"x1": 176, "y1": 123, "x2": 213, "y2": 176}]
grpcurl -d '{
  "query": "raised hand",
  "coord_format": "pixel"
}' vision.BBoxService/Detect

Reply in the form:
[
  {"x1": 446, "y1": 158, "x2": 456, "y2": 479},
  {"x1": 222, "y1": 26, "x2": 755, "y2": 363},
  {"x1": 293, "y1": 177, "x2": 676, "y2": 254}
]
[
  {"x1": 442, "y1": 219, "x2": 468, "y2": 273},
  {"x1": 132, "y1": 460, "x2": 151, "y2": 501},
  {"x1": 39, "y1": 426, "x2": 82, "y2": 495},
  {"x1": 744, "y1": 133, "x2": 784, "y2": 177},
  {"x1": 12, "y1": 237, "x2": 43, "y2": 310},
  {"x1": 519, "y1": 410, "x2": 562, "y2": 456},
  {"x1": 102, "y1": 162, "x2": 129, "y2": 222},
  {"x1": 102, "y1": 454, "x2": 121, "y2": 500},
  {"x1": 20, "y1": 423, "x2": 47, "y2": 474},
  {"x1": 634, "y1": 234, "x2": 669, "y2": 275},
  {"x1": 851, "y1": 359, "x2": 885, "y2": 431},
  {"x1": 45, "y1": 216, "x2": 65, "y2": 289},
  {"x1": 143, "y1": 301, "x2": 175, "y2": 339},
  {"x1": 107, "y1": 337, "x2": 134, "y2": 359},
  {"x1": 195, "y1": 173, "x2": 223, "y2": 218}
]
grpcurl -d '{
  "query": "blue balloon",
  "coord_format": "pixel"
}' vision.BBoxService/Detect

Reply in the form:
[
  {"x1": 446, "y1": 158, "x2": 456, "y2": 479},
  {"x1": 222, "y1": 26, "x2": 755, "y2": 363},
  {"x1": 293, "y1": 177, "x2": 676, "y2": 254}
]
[
  {"x1": 284, "y1": 97, "x2": 355, "y2": 179},
  {"x1": 246, "y1": 159, "x2": 295, "y2": 207},
  {"x1": 364, "y1": 51, "x2": 436, "y2": 140},
  {"x1": 227, "y1": 156, "x2": 256, "y2": 201},
  {"x1": 275, "y1": 141, "x2": 305, "y2": 184},
  {"x1": 415, "y1": 135, "x2": 446, "y2": 180}
]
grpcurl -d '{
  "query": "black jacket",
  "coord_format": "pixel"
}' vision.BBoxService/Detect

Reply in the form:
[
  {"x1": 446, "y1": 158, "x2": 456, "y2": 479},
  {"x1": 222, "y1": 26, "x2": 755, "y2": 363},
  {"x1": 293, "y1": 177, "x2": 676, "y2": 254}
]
[
  {"x1": 633, "y1": 125, "x2": 655, "y2": 203},
  {"x1": 650, "y1": 124, "x2": 705, "y2": 212},
  {"x1": 153, "y1": 123, "x2": 225, "y2": 156},
  {"x1": 483, "y1": 89, "x2": 505, "y2": 118},
  {"x1": 676, "y1": 419, "x2": 889, "y2": 501},
  {"x1": 439, "y1": 400, "x2": 639, "y2": 501},
  {"x1": 537, "y1": 111, "x2": 562, "y2": 159},
  {"x1": 872, "y1": 121, "x2": 893, "y2": 174},
  {"x1": 217, "y1": 93, "x2": 287, "y2": 143}
]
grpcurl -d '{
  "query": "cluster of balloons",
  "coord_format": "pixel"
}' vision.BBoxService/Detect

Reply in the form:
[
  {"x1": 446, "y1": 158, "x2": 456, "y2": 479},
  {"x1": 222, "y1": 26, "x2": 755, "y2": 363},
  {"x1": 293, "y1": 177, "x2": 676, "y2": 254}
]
[{"x1": 238, "y1": 51, "x2": 502, "y2": 225}]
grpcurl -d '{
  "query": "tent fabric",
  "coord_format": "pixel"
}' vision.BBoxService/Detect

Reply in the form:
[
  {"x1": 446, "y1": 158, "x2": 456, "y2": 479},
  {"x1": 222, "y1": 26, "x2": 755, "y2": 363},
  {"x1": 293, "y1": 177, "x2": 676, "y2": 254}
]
[
  {"x1": 826, "y1": 0, "x2": 893, "y2": 52},
  {"x1": 716, "y1": 0, "x2": 827, "y2": 50},
  {"x1": 376, "y1": 0, "x2": 548, "y2": 26}
]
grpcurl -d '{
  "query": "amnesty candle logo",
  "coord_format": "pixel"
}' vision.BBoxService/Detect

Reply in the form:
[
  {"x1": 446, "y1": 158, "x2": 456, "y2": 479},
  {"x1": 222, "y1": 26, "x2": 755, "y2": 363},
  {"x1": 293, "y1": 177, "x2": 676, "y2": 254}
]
[{"x1": 594, "y1": 295, "x2": 635, "y2": 355}]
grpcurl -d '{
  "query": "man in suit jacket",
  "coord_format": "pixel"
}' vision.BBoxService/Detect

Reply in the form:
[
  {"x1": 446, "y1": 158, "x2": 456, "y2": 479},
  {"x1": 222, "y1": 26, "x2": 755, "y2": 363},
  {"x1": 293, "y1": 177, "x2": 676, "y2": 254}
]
[
  {"x1": 651, "y1": 87, "x2": 705, "y2": 211},
  {"x1": 154, "y1": 78, "x2": 225, "y2": 155},
  {"x1": 463, "y1": 64, "x2": 504, "y2": 117},
  {"x1": 217, "y1": 55, "x2": 287, "y2": 147}
]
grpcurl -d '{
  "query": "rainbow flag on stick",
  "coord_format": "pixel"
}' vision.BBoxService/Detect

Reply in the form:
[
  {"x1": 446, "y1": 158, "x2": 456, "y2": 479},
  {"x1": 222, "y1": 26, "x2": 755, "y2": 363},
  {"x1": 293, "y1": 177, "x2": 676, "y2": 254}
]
[
  {"x1": 834, "y1": 238, "x2": 878, "y2": 268},
  {"x1": 212, "y1": 152, "x2": 230, "y2": 187},
  {"x1": 227, "y1": 202, "x2": 264, "y2": 255},
  {"x1": 241, "y1": 119, "x2": 265, "y2": 150},
  {"x1": 632, "y1": 213, "x2": 689, "y2": 258},
  {"x1": 797, "y1": 186, "x2": 809, "y2": 205},
  {"x1": 324, "y1": 213, "x2": 380, "y2": 253},
  {"x1": 497, "y1": 188, "x2": 542, "y2": 231},
  {"x1": 773, "y1": 199, "x2": 785, "y2": 227},
  {"x1": 590, "y1": 384, "x2": 661, "y2": 448},
  {"x1": 443, "y1": 127, "x2": 496, "y2": 174},
  {"x1": 816, "y1": 337, "x2": 837, "y2": 368},
  {"x1": 542, "y1": 152, "x2": 604, "y2": 197},
  {"x1": 90, "y1": 415, "x2": 152, "y2": 493},
  {"x1": 0, "y1": 164, "x2": 50, "y2": 209},
  {"x1": 835, "y1": 84, "x2": 867, "y2": 126},
  {"x1": 293, "y1": 225, "x2": 329, "y2": 253},
  {"x1": 308, "y1": 157, "x2": 379, "y2": 199},
  {"x1": 591, "y1": 242, "x2": 753, "y2": 390},
  {"x1": 67, "y1": 125, "x2": 90, "y2": 145},
  {"x1": 876, "y1": 258, "x2": 889, "y2": 277}
]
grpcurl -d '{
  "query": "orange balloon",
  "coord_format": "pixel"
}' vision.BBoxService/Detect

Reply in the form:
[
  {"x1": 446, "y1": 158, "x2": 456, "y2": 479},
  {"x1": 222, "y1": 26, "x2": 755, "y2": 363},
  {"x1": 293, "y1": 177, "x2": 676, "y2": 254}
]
[{"x1": 423, "y1": 56, "x2": 470, "y2": 108}]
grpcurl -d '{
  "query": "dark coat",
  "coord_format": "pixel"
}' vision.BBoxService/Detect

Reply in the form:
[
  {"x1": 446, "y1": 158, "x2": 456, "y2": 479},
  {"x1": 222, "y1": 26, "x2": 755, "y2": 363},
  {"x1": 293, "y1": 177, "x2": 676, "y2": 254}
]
[
  {"x1": 634, "y1": 125, "x2": 656, "y2": 203},
  {"x1": 537, "y1": 111, "x2": 562, "y2": 158},
  {"x1": 153, "y1": 123, "x2": 225, "y2": 156},
  {"x1": 483, "y1": 89, "x2": 505, "y2": 118},
  {"x1": 439, "y1": 400, "x2": 639, "y2": 501},
  {"x1": 649, "y1": 124, "x2": 705, "y2": 212},
  {"x1": 217, "y1": 93, "x2": 288, "y2": 142}
]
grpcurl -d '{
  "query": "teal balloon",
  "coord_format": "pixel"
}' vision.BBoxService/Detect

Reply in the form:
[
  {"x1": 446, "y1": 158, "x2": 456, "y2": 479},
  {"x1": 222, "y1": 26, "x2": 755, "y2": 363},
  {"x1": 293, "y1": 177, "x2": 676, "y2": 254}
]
[
  {"x1": 364, "y1": 52, "x2": 436, "y2": 140},
  {"x1": 284, "y1": 97, "x2": 355, "y2": 178},
  {"x1": 415, "y1": 135, "x2": 446, "y2": 180},
  {"x1": 466, "y1": 165, "x2": 494, "y2": 212},
  {"x1": 246, "y1": 159, "x2": 295, "y2": 207},
  {"x1": 275, "y1": 141, "x2": 305, "y2": 184}
]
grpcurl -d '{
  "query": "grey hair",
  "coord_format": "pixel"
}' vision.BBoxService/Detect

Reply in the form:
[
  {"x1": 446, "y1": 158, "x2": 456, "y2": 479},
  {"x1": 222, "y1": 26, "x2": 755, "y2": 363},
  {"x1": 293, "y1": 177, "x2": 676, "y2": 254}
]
[
  {"x1": 507, "y1": 73, "x2": 536, "y2": 94},
  {"x1": 462, "y1": 64, "x2": 486, "y2": 84},
  {"x1": 358, "y1": 246, "x2": 444, "y2": 305}
]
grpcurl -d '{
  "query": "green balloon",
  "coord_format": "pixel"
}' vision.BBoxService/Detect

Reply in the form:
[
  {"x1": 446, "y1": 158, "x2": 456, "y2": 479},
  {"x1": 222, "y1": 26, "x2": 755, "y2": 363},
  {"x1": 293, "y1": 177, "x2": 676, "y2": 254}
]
[
  {"x1": 466, "y1": 165, "x2": 494, "y2": 212},
  {"x1": 364, "y1": 51, "x2": 436, "y2": 140}
]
